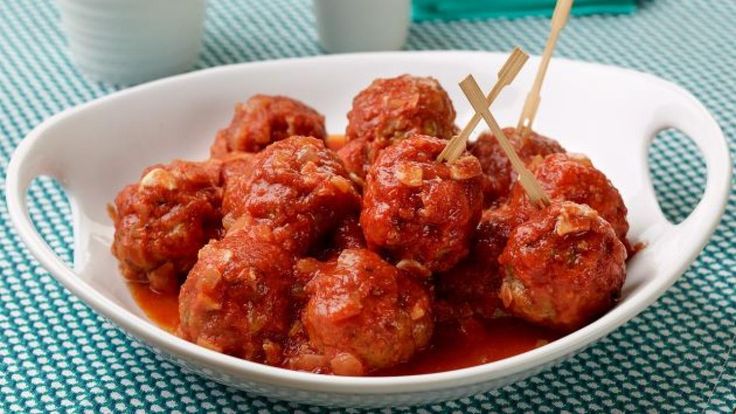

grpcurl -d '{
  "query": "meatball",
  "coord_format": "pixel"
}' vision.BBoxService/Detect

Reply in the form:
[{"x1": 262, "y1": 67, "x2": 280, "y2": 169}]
[
  {"x1": 312, "y1": 215, "x2": 366, "y2": 261},
  {"x1": 498, "y1": 201, "x2": 627, "y2": 331},
  {"x1": 336, "y1": 137, "x2": 370, "y2": 183},
  {"x1": 178, "y1": 226, "x2": 293, "y2": 363},
  {"x1": 285, "y1": 249, "x2": 433, "y2": 375},
  {"x1": 508, "y1": 152, "x2": 629, "y2": 247},
  {"x1": 361, "y1": 135, "x2": 484, "y2": 275},
  {"x1": 210, "y1": 95, "x2": 326, "y2": 157},
  {"x1": 110, "y1": 160, "x2": 223, "y2": 293},
  {"x1": 218, "y1": 152, "x2": 255, "y2": 212},
  {"x1": 435, "y1": 205, "x2": 519, "y2": 320},
  {"x1": 469, "y1": 127, "x2": 564, "y2": 206},
  {"x1": 222, "y1": 136, "x2": 361, "y2": 254},
  {"x1": 343, "y1": 75, "x2": 457, "y2": 178},
  {"x1": 329, "y1": 216, "x2": 365, "y2": 251},
  {"x1": 219, "y1": 151, "x2": 255, "y2": 184}
]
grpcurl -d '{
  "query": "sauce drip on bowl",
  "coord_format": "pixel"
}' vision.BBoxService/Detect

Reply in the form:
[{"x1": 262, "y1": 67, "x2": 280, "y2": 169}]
[
  {"x1": 129, "y1": 283, "x2": 179, "y2": 333},
  {"x1": 129, "y1": 283, "x2": 560, "y2": 375},
  {"x1": 374, "y1": 317, "x2": 559, "y2": 376}
]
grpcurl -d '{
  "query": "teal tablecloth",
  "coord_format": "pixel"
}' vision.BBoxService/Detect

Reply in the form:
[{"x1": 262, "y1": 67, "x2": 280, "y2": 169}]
[{"x1": 1, "y1": 0, "x2": 734, "y2": 412}]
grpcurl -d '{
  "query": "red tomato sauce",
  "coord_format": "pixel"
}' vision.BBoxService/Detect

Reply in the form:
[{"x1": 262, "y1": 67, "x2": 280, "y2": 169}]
[
  {"x1": 125, "y1": 132, "x2": 566, "y2": 375},
  {"x1": 325, "y1": 134, "x2": 347, "y2": 151},
  {"x1": 374, "y1": 317, "x2": 559, "y2": 376},
  {"x1": 129, "y1": 283, "x2": 559, "y2": 375},
  {"x1": 129, "y1": 283, "x2": 179, "y2": 333}
]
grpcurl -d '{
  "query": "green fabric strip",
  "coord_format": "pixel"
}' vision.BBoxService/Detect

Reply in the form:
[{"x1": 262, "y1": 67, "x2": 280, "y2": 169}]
[{"x1": 413, "y1": 0, "x2": 637, "y2": 21}]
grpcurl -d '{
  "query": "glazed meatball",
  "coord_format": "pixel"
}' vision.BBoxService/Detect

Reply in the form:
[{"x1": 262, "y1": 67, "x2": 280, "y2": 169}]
[
  {"x1": 498, "y1": 201, "x2": 627, "y2": 332},
  {"x1": 343, "y1": 75, "x2": 457, "y2": 178},
  {"x1": 435, "y1": 205, "x2": 520, "y2": 320},
  {"x1": 210, "y1": 95, "x2": 326, "y2": 157},
  {"x1": 222, "y1": 136, "x2": 361, "y2": 254},
  {"x1": 110, "y1": 160, "x2": 223, "y2": 293},
  {"x1": 219, "y1": 151, "x2": 255, "y2": 183},
  {"x1": 361, "y1": 135, "x2": 484, "y2": 275},
  {"x1": 336, "y1": 137, "x2": 370, "y2": 183},
  {"x1": 178, "y1": 226, "x2": 293, "y2": 363},
  {"x1": 508, "y1": 152, "x2": 629, "y2": 247},
  {"x1": 218, "y1": 152, "x2": 255, "y2": 212},
  {"x1": 469, "y1": 127, "x2": 564, "y2": 206},
  {"x1": 285, "y1": 249, "x2": 433, "y2": 375},
  {"x1": 312, "y1": 215, "x2": 366, "y2": 261}
]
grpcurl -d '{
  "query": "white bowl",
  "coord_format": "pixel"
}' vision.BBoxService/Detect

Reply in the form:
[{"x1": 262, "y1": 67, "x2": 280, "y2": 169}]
[{"x1": 5, "y1": 51, "x2": 730, "y2": 408}]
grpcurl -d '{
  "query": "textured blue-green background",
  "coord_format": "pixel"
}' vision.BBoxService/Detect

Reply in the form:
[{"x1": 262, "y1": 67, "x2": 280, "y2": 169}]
[{"x1": 1, "y1": 0, "x2": 734, "y2": 412}]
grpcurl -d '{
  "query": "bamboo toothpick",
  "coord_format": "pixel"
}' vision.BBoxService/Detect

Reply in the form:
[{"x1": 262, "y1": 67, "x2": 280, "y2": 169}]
[
  {"x1": 460, "y1": 74, "x2": 550, "y2": 207},
  {"x1": 437, "y1": 47, "x2": 529, "y2": 163},
  {"x1": 517, "y1": 0, "x2": 573, "y2": 135}
]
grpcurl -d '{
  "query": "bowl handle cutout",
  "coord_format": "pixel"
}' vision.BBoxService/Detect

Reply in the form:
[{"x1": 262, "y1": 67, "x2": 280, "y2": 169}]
[
  {"x1": 5, "y1": 128, "x2": 90, "y2": 301},
  {"x1": 6, "y1": 126, "x2": 208, "y2": 368},
  {"x1": 645, "y1": 95, "x2": 731, "y2": 244}
]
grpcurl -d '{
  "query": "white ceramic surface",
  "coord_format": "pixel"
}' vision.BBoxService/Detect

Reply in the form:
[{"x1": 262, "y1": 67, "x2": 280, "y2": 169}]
[
  {"x1": 5, "y1": 51, "x2": 731, "y2": 408},
  {"x1": 314, "y1": 0, "x2": 411, "y2": 53},
  {"x1": 57, "y1": 0, "x2": 206, "y2": 85}
]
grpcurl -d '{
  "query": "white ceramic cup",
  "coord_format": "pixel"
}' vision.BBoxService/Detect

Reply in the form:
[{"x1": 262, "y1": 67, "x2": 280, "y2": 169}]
[
  {"x1": 313, "y1": 0, "x2": 411, "y2": 53},
  {"x1": 57, "y1": 0, "x2": 207, "y2": 85}
]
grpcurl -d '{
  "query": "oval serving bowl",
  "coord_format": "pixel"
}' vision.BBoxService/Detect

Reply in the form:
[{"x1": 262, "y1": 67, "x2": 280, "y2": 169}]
[{"x1": 6, "y1": 51, "x2": 731, "y2": 408}]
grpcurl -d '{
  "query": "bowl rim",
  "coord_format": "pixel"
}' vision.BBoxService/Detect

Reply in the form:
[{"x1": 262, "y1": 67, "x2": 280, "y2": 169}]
[{"x1": 6, "y1": 50, "x2": 731, "y2": 395}]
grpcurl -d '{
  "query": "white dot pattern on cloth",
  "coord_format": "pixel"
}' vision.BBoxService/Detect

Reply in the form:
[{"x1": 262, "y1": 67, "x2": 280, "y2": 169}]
[{"x1": 0, "y1": 0, "x2": 734, "y2": 412}]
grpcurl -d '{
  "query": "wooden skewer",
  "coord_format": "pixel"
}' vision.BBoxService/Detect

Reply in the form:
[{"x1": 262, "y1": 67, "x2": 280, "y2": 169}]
[
  {"x1": 517, "y1": 0, "x2": 573, "y2": 135},
  {"x1": 437, "y1": 47, "x2": 529, "y2": 163},
  {"x1": 460, "y1": 74, "x2": 550, "y2": 207}
]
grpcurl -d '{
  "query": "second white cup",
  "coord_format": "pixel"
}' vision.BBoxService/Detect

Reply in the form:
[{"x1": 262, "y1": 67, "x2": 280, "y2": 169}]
[{"x1": 314, "y1": 0, "x2": 411, "y2": 53}]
